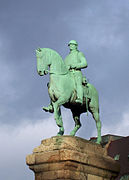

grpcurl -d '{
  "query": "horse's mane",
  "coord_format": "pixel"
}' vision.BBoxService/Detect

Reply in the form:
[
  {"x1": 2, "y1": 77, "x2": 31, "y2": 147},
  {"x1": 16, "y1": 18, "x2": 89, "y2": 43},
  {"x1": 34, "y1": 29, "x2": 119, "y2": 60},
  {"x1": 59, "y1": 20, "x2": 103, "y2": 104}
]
[{"x1": 41, "y1": 48, "x2": 63, "y2": 63}]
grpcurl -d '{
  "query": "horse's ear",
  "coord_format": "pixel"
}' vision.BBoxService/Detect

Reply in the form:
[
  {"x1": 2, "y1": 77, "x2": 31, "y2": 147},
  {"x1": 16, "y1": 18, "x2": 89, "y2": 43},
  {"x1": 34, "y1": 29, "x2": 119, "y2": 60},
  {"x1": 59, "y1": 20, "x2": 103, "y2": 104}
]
[{"x1": 37, "y1": 48, "x2": 41, "y2": 52}]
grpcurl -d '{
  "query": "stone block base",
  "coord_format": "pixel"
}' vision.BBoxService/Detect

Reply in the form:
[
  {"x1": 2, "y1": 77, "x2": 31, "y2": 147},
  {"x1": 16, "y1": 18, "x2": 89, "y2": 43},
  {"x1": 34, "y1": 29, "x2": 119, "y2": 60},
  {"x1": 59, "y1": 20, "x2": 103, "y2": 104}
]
[{"x1": 26, "y1": 136, "x2": 120, "y2": 180}]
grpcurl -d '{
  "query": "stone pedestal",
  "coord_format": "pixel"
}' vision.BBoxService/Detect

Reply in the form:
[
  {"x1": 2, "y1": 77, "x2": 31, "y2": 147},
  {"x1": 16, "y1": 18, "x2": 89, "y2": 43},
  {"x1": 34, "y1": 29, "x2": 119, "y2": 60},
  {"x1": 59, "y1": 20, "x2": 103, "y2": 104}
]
[{"x1": 26, "y1": 136, "x2": 120, "y2": 180}]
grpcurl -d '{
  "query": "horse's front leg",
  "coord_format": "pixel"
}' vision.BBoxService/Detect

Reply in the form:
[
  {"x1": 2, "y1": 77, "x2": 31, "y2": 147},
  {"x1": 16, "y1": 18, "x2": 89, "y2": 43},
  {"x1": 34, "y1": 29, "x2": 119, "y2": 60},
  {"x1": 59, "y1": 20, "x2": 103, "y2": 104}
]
[{"x1": 53, "y1": 97, "x2": 66, "y2": 136}]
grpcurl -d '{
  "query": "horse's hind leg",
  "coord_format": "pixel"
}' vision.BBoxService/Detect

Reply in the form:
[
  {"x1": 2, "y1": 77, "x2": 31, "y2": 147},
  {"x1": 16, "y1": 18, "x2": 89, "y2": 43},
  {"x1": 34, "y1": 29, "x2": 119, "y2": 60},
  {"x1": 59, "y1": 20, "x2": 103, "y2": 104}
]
[
  {"x1": 90, "y1": 107, "x2": 101, "y2": 144},
  {"x1": 53, "y1": 97, "x2": 66, "y2": 136},
  {"x1": 70, "y1": 110, "x2": 81, "y2": 136}
]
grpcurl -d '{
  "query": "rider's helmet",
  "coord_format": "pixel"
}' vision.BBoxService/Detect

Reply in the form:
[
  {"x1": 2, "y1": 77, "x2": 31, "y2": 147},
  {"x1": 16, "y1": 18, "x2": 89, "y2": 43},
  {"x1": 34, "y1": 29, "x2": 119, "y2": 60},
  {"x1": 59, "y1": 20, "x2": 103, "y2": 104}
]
[{"x1": 68, "y1": 40, "x2": 78, "y2": 46}]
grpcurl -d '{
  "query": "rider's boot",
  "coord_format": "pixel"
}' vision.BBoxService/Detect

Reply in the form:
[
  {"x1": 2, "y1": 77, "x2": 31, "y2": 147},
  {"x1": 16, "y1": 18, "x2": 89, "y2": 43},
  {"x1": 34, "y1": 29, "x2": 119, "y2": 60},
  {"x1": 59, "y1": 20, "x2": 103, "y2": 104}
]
[
  {"x1": 75, "y1": 83, "x2": 83, "y2": 104},
  {"x1": 43, "y1": 104, "x2": 54, "y2": 113},
  {"x1": 75, "y1": 97, "x2": 83, "y2": 104}
]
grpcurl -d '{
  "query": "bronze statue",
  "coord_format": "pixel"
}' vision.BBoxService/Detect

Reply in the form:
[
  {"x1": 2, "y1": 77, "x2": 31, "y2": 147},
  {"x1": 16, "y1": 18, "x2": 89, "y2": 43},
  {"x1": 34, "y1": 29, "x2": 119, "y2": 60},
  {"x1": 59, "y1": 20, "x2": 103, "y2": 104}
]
[{"x1": 36, "y1": 41, "x2": 101, "y2": 144}]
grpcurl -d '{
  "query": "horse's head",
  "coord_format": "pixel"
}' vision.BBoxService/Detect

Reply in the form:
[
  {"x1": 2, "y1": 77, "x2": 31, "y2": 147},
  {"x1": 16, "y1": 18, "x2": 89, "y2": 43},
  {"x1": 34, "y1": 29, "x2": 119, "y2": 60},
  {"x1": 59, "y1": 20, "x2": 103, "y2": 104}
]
[{"x1": 36, "y1": 48, "x2": 49, "y2": 76}]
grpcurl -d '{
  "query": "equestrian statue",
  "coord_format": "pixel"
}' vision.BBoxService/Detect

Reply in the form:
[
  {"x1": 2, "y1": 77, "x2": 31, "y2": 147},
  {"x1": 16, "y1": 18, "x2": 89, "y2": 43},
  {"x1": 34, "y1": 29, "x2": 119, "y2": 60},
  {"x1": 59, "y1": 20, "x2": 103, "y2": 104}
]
[{"x1": 35, "y1": 40, "x2": 102, "y2": 144}]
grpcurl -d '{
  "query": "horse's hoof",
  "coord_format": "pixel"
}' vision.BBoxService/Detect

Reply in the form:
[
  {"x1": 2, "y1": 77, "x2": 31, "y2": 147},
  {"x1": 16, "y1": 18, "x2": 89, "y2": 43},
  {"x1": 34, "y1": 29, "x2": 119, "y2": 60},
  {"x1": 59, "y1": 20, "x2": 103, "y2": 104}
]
[
  {"x1": 96, "y1": 141, "x2": 101, "y2": 144},
  {"x1": 57, "y1": 131, "x2": 64, "y2": 136},
  {"x1": 96, "y1": 139, "x2": 101, "y2": 144},
  {"x1": 57, "y1": 133, "x2": 62, "y2": 136},
  {"x1": 57, "y1": 128, "x2": 64, "y2": 136},
  {"x1": 42, "y1": 106, "x2": 54, "y2": 113},
  {"x1": 70, "y1": 131, "x2": 75, "y2": 136},
  {"x1": 43, "y1": 107, "x2": 48, "y2": 112}
]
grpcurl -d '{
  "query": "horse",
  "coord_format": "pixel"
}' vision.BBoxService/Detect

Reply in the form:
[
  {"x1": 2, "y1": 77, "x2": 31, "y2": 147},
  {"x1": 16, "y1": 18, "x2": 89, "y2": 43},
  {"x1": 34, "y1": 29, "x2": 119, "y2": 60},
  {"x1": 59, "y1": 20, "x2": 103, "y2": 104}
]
[{"x1": 36, "y1": 48, "x2": 102, "y2": 144}]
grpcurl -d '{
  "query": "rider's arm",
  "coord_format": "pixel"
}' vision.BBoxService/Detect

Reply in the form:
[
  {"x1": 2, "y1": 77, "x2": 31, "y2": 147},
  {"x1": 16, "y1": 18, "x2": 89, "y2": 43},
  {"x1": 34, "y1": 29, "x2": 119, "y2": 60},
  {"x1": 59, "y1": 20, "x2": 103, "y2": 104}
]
[{"x1": 75, "y1": 52, "x2": 88, "y2": 70}]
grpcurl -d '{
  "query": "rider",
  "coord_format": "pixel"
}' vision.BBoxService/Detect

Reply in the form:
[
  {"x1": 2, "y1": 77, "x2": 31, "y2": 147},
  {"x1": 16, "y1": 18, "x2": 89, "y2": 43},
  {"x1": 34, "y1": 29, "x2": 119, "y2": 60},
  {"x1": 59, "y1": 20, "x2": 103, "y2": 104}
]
[{"x1": 64, "y1": 40, "x2": 88, "y2": 104}]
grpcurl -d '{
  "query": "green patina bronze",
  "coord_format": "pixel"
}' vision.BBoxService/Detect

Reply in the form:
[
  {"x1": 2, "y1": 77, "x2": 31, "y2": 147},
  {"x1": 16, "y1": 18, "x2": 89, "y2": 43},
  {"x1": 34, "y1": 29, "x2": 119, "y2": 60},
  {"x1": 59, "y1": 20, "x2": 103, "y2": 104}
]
[
  {"x1": 36, "y1": 41, "x2": 101, "y2": 144},
  {"x1": 120, "y1": 175, "x2": 129, "y2": 180}
]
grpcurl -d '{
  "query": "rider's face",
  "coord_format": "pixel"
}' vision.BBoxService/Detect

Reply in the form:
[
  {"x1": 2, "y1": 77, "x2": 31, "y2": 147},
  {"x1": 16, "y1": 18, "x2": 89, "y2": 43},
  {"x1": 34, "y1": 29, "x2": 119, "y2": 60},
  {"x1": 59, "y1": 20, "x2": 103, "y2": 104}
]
[{"x1": 69, "y1": 44, "x2": 77, "y2": 51}]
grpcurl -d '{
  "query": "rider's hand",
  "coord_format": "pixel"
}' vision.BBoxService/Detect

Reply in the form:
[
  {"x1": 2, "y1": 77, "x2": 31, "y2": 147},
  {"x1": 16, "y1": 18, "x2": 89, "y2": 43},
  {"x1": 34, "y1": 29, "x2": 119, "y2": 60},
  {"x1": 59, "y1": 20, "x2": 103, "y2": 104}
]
[
  {"x1": 67, "y1": 65, "x2": 71, "y2": 70},
  {"x1": 70, "y1": 64, "x2": 77, "y2": 69}
]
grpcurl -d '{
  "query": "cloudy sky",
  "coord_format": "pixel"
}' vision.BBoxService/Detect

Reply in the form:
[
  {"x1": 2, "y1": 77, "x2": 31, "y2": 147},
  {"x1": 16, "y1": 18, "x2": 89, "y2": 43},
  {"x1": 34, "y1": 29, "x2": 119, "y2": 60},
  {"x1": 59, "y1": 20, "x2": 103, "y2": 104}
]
[{"x1": 0, "y1": 0, "x2": 129, "y2": 179}]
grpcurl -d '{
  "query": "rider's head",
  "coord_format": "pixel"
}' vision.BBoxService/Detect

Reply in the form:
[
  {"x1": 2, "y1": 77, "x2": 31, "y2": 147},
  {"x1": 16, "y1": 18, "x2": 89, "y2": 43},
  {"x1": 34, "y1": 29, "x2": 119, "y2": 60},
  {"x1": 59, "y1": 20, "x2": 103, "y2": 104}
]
[{"x1": 68, "y1": 40, "x2": 78, "y2": 51}]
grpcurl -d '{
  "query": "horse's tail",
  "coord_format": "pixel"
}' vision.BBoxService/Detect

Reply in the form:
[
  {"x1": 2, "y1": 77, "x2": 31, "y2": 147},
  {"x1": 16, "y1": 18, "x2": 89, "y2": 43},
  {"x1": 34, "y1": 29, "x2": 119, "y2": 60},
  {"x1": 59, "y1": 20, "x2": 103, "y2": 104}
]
[
  {"x1": 87, "y1": 83, "x2": 99, "y2": 113},
  {"x1": 86, "y1": 95, "x2": 88, "y2": 116},
  {"x1": 83, "y1": 83, "x2": 99, "y2": 115}
]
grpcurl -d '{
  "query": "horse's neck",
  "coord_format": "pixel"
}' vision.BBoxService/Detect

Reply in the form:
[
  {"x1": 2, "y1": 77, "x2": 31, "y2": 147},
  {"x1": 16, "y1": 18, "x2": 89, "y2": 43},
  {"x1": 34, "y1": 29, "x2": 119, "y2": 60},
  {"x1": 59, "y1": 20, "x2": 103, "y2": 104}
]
[{"x1": 49, "y1": 53, "x2": 68, "y2": 74}]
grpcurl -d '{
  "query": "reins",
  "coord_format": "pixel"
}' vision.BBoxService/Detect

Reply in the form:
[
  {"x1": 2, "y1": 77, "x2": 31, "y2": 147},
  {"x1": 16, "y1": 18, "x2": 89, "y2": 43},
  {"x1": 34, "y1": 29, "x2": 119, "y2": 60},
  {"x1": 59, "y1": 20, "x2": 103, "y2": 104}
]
[{"x1": 45, "y1": 69, "x2": 68, "y2": 75}]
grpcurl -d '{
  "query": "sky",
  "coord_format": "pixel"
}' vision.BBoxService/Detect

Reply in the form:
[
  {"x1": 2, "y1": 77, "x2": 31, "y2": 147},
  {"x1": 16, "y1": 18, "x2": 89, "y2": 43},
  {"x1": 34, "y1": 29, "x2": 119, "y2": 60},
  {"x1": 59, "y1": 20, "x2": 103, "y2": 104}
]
[{"x1": 0, "y1": 0, "x2": 129, "y2": 179}]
